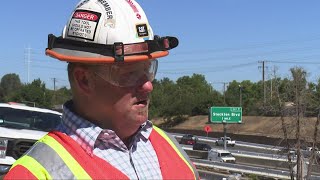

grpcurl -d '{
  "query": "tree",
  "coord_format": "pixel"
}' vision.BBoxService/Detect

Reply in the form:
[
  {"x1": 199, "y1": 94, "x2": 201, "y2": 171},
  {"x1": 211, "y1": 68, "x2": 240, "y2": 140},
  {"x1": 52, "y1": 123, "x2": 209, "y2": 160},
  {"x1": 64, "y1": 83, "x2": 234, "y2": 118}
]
[
  {"x1": 51, "y1": 86, "x2": 72, "y2": 106},
  {"x1": 13, "y1": 79, "x2": 53, "y2": 108},
  {"x1": 225, "y1": 80, "x2": 241, "y2": 107},
  {"x1": 271, "y1": 67, "x2": 319, "y2": 180},
  {"x1": 0, "y1": 73, "x2": 21, "y2": 100},
  {"x1": 150, "y1": 74, "x2": 223, "y2": 126},
  {"x1": 150, "y1": 78, "x2": 176, "y2": 118},
  {"x1": 0, "y1": 86, "x2": 4, "y2": 102}
]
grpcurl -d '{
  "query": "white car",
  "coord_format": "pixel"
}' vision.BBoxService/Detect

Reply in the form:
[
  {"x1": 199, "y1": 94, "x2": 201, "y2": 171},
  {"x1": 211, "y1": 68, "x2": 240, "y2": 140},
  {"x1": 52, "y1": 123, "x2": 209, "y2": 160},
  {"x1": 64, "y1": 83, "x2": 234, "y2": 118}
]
[
  {"x1": 208, "y1": 149, "x2": 236, "y2": 163},
  {"x1": 0, "y1": 102, "x2": 62, "y2": 175},
  {"x1": 306, "y1": 147, "x2": 320, "y2": 157},
  {"x1": 215, "y1": 137, "x2": 236, "y2": 147},
  {"x1": 306, "y1": 147, "x2": 320, "y2": 153}
]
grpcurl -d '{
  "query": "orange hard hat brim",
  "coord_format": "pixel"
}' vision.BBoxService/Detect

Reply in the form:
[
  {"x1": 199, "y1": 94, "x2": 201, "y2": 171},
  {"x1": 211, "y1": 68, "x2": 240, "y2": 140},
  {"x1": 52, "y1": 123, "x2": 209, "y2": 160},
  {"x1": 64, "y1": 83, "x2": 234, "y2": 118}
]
[{"x1": 45, "y1": 49, "x2": 169, "y2": 63}]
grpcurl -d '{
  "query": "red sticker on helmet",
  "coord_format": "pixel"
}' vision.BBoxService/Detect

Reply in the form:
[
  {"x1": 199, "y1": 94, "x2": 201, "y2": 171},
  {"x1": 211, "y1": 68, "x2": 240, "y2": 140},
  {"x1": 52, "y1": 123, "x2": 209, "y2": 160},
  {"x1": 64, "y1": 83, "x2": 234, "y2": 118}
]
[
  {"x1": 73, "y1": 12, "x2": 99, "y2": 21},
  {"x1": 67, "y1": 10, "x2": 101, "y2": 41},
  {"x1": 125, "y1": 0, "x2": 141, "y2": 19}
]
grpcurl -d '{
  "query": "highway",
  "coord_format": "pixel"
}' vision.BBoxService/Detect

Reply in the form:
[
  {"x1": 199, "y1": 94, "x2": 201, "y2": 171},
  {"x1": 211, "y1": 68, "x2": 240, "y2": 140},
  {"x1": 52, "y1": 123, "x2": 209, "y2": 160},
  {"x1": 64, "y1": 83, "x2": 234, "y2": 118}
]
[
  {"x1": 194, "y1": 159, "x2": 320, "y2": 180},
  {"x1": 172, "y1": 133, "x2": 320, "y2": 179}
]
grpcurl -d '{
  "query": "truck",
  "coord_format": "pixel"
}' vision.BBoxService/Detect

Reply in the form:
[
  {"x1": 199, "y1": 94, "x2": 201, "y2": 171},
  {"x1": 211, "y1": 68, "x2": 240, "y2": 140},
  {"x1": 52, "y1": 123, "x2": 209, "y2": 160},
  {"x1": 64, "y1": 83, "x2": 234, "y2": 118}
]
[
  {"x1": 208, "y1": 149, "x2": 236, "y2": 163},
  {"x1": 0, "y1": 102, "x2": 62, "y2": 175},
  {"x1": 215, "y1": 137, "x2": 236, "y2": 147}
]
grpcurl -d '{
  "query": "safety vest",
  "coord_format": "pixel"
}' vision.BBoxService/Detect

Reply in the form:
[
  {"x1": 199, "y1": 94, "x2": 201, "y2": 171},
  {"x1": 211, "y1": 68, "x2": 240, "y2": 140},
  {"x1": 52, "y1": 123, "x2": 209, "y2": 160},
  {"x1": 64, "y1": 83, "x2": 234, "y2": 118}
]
[{"x1": 5, "y1": 126, "x2": 199, "y2": 180}]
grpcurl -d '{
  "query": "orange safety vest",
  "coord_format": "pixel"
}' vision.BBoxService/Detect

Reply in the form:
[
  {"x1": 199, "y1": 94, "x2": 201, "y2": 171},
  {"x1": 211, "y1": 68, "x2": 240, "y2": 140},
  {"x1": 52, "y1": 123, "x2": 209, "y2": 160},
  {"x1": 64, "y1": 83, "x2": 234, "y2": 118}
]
[{"x1": 5, "y1": 126, "x2": 199, "y2": 180}]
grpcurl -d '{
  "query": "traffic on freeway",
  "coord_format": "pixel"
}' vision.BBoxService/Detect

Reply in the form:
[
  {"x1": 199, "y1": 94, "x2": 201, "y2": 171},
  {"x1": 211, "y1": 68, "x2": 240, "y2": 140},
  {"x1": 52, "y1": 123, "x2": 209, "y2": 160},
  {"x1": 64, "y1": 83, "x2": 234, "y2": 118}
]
[{"x1": 174, "y1": 133, "x2": 320, "y2": 179}]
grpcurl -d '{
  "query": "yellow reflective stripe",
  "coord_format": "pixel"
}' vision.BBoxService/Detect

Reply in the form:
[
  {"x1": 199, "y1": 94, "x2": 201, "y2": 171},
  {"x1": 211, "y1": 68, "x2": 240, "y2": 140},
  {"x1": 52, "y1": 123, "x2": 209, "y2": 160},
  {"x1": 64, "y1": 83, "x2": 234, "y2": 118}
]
[
  {"x1": 153, "y1": 126, "x2": 196, "y2": 180},
  {"x1": 40, "y1": 135, "x2": 92, "y2": 180},
  {"x1": 11, "y1": 155, "x2": 52, "y2": 180}
]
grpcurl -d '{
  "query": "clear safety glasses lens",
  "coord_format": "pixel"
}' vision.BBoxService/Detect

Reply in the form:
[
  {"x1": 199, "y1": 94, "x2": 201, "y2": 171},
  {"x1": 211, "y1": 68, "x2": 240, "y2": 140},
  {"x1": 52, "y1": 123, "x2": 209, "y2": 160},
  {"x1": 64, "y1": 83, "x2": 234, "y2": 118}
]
[{"x1": 94, "y1": 59, "x2": 158, "y2": 87}]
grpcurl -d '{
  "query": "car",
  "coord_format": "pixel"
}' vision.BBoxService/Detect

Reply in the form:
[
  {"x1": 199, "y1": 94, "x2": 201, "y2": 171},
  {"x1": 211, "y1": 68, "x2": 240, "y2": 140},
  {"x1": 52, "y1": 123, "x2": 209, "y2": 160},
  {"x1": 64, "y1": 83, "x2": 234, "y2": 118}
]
[
  {"x1": 305, "y1": 147, "x2": 320, "y2": 158},
  {"x1": 193, "y1": 142, "x2": 212, "y2": 151},
  {"x1": 306, "y1": 147, "x2": 320, "y2": 153},
  {"x1": 215, "y1": 137, "x2": 236, "y2": 147},
  {"x1": 208, "y1": 149, "x2": 236, "y2": 163},
  {"x1": 0, "y1": 102, "x2": 62, "y2": 175},
  {"x1": 179, "y1": 134, "x2": 198, "y2": 145}
]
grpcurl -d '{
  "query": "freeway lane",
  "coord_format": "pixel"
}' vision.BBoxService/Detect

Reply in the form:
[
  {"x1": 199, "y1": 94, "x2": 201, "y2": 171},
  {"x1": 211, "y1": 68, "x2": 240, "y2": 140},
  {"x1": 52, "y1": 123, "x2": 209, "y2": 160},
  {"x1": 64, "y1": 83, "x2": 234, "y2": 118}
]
[
  {"x1": 173, "y1": 133, "x2": 320, "y2": 177},
  {"x1": 174, "y1": 133, "x2": 318, "y2": 157},
  {"x1": 173, "y1": 133, "x2": 284, "y2": 154},
  {"x1": 193, "y1": 158, "x2": 320, "y2": 180}
]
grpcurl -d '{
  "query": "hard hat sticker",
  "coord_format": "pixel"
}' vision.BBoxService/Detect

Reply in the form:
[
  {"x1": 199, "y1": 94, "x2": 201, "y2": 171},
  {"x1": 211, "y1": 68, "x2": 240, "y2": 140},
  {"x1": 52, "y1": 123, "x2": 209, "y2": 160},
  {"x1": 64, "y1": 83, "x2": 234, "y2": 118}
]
[
  {"x1": 67, "y1": 10, "x2": 101, "y2": 41},
  {"x1": 136, "y1": 24, "x2": 149, "y2": 38}
]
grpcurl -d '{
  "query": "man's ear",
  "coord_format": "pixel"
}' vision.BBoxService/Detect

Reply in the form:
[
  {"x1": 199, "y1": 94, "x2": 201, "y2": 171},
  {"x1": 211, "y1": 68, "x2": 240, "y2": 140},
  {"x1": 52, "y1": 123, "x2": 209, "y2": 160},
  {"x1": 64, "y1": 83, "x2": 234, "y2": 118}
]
[{"x1": 73, "y1": 66, "x2": 92, "y2": 95}]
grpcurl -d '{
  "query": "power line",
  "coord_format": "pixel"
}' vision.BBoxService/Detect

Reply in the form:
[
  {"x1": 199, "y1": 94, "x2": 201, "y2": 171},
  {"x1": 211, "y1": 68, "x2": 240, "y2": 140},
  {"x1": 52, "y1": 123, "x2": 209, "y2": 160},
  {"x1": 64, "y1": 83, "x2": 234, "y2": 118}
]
[
  {"x1": 32, "y1": 65, "x2": 67, "y2": 71},
  {"x1": 159, "y1": 62, "x2": 258, "y2": 74},
  {"x1": 268, "y1": 60, "x2": 320, "y2": 65},
  {"x1": 170, "y1": 35, "x2": 320, "y2": 55},
  {"x1": 163, "y1": 46, "x2": 320, "y2": 64}
]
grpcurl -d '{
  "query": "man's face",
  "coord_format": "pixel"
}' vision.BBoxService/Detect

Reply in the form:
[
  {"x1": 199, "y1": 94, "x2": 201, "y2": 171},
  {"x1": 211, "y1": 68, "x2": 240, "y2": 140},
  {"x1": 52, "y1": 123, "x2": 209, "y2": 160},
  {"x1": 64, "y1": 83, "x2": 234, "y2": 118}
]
[{"x1": 87, "y1": 60, "x2": 156, "y2": 131}]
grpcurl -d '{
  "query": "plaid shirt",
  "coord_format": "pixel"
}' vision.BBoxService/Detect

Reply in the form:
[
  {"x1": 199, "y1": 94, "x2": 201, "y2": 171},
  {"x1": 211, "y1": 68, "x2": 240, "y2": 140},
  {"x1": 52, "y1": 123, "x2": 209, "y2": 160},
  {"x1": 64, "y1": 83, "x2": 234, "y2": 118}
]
[{"x1": 56, "y1": 101, "x2": 163, "y2": 179}]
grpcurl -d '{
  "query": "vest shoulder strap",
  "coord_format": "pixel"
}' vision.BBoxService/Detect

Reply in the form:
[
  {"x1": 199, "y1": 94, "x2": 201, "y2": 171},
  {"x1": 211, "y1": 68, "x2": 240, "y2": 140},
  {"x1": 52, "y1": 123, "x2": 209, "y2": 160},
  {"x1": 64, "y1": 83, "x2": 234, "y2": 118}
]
[
  {"x1": 11, "y1": 133, "x2": 91, "y2": 179},
  {"x1": 151, "y1": 126, "x2": 200, "y2": 180}
]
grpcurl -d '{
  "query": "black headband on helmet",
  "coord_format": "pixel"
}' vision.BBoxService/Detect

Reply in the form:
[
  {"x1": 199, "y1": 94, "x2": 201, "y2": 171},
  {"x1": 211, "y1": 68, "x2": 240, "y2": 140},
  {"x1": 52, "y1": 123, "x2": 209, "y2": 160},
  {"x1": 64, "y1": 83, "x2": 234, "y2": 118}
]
[{"x1": 47, "y1": 34, "x2": 179, "y2": 62}]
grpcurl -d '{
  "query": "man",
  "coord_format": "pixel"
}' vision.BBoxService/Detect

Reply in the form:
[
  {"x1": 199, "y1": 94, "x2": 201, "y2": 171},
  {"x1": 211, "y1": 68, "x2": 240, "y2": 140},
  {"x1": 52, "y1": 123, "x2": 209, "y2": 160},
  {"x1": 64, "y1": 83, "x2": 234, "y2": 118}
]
[{"x1": 5, "y1": 0, "x2": 199, "y2": 179}]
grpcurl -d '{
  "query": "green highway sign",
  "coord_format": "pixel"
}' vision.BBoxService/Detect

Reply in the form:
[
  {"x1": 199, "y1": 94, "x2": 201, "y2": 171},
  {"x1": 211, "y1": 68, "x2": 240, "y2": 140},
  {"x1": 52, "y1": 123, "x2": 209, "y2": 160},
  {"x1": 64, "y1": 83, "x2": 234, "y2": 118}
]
[{"x1": 210, "y1": 107, "x2": 242, "y2": 124}]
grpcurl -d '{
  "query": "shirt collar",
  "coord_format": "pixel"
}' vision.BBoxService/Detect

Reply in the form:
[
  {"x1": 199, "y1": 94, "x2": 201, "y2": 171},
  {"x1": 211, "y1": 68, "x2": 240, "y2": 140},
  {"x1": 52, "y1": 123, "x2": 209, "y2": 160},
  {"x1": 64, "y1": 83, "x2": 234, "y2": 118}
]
[
  {"x1": 60, "y1": 101, "x2": 102, "y2": 155},
  {"x1": 59, "y1": 100, "x2": 153, "y2": 154}
]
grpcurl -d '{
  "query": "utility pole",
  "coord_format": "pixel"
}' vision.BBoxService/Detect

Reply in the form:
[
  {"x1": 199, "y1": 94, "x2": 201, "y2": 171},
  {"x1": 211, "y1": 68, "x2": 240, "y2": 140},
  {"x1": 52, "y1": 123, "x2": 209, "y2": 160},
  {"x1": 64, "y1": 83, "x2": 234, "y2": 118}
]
[
  {"x1": 210, "y1": 82, "x2": 229, "y2": 105},
  {"x1": 258, "y1": 61, "x2": 267, "y2": 106},
  {"x1": 263, "y1": 61, "x2": 266, "y2": 105},
  {"x1": 223, "y1": 82, "x2": 228, "y2": 105},
  {"x1": 52, "y1": 78, "x2": 57, "y2": 91},
  {"x1": 52, "y1": 78, "x2": 57, "y2": 103},
  {"x1": 239, "y1": 85, "x2": 243, "y2": 107},
  {"x1": 270, "y1": 66, "x2": 277, "y2": 100},
  {"x1": 25, "y1": 46, "x2": 32, "y2": 83}
]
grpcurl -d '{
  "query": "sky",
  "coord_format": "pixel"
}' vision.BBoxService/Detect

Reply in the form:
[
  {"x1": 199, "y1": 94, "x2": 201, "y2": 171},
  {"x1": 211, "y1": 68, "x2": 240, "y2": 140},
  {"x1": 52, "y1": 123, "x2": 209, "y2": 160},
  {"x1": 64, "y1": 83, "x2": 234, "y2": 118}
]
[{"x1": 1, "y1": 0, "x2": 320, "y2": 92}]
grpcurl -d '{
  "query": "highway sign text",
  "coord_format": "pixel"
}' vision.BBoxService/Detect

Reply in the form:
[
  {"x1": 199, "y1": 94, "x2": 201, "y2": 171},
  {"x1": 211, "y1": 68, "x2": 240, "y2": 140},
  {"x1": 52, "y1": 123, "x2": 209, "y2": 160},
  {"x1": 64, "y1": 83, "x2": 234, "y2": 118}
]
[{"x1": 210, "y1": 107, "x2": 242, "y2": 124}]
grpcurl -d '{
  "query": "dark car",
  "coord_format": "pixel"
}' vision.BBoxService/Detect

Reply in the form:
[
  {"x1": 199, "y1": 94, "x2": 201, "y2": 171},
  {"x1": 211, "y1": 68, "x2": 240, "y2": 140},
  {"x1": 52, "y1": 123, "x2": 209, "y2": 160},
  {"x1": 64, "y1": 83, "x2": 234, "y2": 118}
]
[
  {"x1": 179, "y1": 134, "x2": 198, "y2": 145},
  {"x1": 193, "y1": 143, "x2": 212, "y2": 151}
]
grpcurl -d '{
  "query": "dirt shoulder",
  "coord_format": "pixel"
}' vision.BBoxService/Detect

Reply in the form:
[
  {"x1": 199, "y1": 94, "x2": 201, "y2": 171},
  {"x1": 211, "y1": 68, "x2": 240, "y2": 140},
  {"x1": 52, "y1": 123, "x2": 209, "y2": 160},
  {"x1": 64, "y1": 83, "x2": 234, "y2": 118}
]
[{"x1": 151, "y1": 115, "x2": 319, "y2": 145}]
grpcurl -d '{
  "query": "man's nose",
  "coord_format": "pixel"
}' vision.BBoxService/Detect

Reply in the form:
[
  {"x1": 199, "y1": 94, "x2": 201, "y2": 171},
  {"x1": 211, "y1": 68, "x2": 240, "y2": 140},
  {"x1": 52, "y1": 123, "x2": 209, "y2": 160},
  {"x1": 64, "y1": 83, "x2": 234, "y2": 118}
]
[{"x1": 137, "y1": 80, "x2": 153, "y2": 93}]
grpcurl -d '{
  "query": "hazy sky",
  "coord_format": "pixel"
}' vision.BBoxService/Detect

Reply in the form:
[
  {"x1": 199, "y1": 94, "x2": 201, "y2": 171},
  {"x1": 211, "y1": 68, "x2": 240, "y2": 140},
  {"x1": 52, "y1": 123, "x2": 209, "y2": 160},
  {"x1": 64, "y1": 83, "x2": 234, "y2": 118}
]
[{"x1": 1, "y1": 0, "x2": 320, "y2": 91}]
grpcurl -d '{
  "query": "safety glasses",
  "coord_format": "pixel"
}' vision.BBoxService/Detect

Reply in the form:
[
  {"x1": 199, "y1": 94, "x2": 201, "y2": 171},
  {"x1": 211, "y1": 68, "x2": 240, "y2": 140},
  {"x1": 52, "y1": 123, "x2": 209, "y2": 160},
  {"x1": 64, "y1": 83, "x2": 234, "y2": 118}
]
[{"x1": 92, "y1": 59, "x2": 158, "y2": 87}]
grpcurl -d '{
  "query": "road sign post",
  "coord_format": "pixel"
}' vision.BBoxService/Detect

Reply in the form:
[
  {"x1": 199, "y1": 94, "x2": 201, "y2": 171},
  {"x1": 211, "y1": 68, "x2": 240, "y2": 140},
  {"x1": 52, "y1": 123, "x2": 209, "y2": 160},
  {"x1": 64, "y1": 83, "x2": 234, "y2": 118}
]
[
  {"x1": 223, "y1": 123, "x2": 227, "y2": 150},
  {"x1": 204, "y1": 125, "x2": 212, "y2": 137}
]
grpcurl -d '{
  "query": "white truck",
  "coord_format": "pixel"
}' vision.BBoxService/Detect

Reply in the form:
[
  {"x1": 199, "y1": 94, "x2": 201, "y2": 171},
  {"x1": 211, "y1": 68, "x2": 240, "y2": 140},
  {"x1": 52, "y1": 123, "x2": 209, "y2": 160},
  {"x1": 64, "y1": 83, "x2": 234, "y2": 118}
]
[
  {"x1": 215, "y1": 137, "x2": 236, "y2": 147},
  {"x1": 208, "y1": 149, "x2": 236, "y2": 163},
  {"x1": 0, "y1": 102, "x2": 62, "y2": 175}
]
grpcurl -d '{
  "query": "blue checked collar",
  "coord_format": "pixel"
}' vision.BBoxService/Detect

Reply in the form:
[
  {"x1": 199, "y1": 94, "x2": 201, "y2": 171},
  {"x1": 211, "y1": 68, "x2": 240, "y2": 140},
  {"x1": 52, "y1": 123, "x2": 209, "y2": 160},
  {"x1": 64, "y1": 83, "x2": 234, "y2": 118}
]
[{"x1": 57, "y1": 100, "x2": 153, "y2": 154}]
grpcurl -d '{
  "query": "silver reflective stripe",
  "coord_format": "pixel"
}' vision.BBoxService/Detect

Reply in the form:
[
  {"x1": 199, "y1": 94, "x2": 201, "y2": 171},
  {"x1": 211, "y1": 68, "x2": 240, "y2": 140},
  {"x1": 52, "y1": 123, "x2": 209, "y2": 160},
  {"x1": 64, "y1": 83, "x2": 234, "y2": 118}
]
[
  {"x1": 160, "y1": 130, "x2": 200, "y2": 180},
  {"x1": 28, "y1": 142, "x2": 75, "y2": 179}
]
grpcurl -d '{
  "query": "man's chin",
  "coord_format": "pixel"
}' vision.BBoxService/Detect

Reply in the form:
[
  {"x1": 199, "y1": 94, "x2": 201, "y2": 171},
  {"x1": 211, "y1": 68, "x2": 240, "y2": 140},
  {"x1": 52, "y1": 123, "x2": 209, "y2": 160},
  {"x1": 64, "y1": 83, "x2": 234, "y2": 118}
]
[
  {"x1": 136, "y1": 114, "x2": 148, "y2": 122},
  {"x1": 134, "y1": 111, "x2": 148, "y2": 123}
]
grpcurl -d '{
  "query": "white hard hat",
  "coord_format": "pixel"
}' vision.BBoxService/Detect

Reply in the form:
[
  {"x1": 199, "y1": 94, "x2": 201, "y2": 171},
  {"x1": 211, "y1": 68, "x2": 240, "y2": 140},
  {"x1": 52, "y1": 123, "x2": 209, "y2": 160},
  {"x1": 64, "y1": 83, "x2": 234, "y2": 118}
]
[{"x1": 46, "y1": 0, "x2": 178, "y2": 63}]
